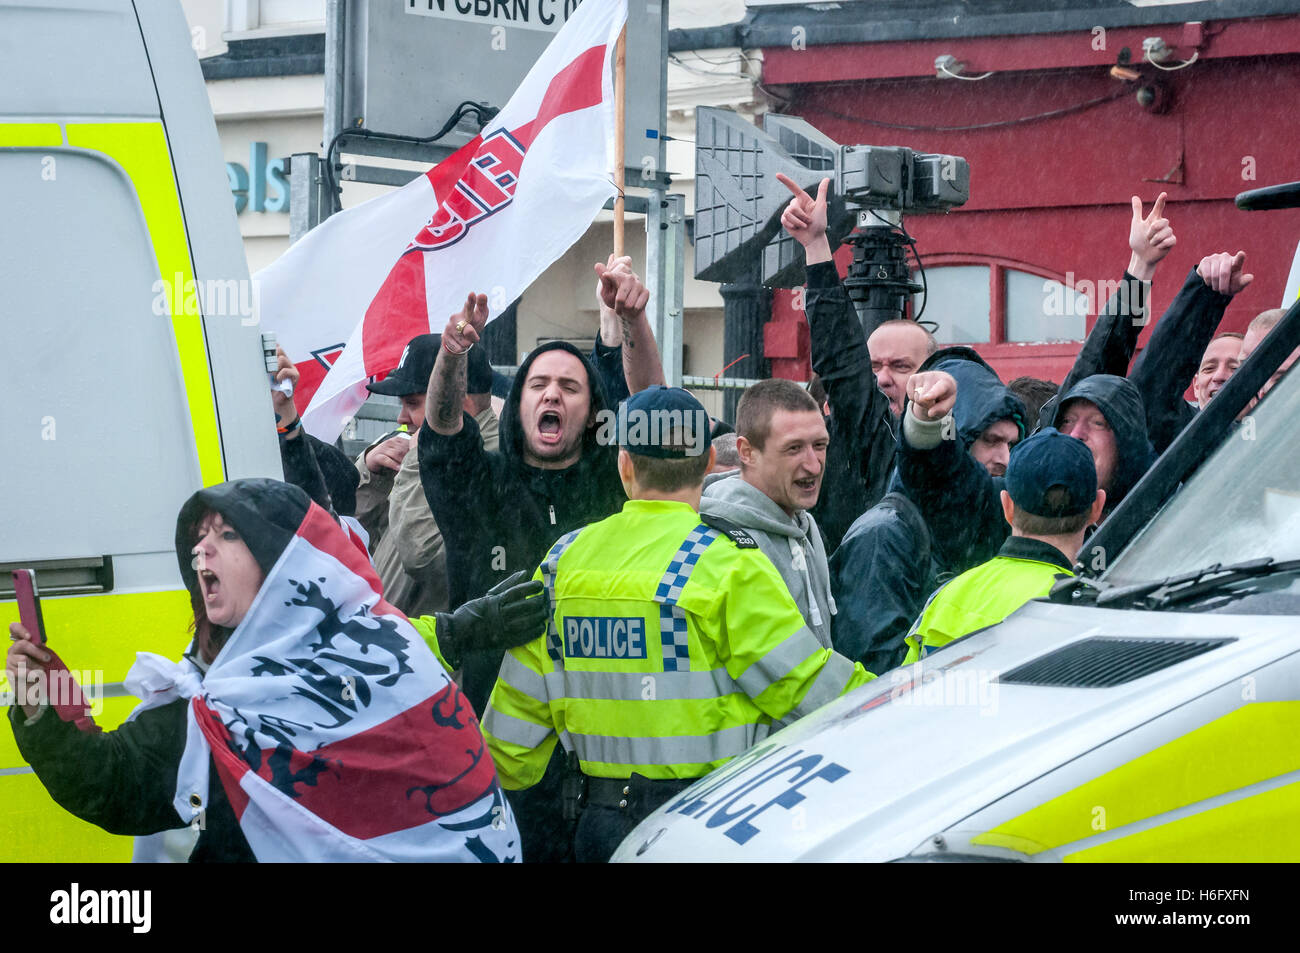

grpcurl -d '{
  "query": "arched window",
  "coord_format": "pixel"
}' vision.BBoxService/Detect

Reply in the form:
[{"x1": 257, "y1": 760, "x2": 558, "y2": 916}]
[{"x1": 913, "y1": 255, "x2": 1088, "y2": 346}]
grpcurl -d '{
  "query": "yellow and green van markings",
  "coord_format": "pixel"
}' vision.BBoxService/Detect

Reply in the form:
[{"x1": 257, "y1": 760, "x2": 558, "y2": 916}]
[
  {"x1": 972, "y1": 702, "x2": 1300, "y2": 860},
  {"x1": 66, "y1": 122, "x2": 225, "y2": 487}
]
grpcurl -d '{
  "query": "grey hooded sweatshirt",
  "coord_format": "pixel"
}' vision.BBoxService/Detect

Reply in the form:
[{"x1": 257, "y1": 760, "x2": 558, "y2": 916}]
[{"x1": 700, "y1": 473, "x2": 837, "y2": 647}]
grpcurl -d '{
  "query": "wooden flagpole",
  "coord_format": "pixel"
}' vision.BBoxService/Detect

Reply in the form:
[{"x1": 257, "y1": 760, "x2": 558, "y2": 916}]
[{"x1": 613, "y1": 22, "x2": 627, "y2": 257}]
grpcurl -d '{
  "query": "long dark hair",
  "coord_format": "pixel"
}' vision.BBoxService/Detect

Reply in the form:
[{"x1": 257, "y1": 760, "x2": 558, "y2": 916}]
[
  {"x1": 189, "y1": 585, "x2": 231, "y2": 665},
  {"x1": 187, "y1": 508, "x2": 231, "y2": 665}
]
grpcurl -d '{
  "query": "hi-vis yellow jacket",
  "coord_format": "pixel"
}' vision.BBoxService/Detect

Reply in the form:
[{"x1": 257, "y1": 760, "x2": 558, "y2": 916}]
[
  {"x1": 482, "y1": 500, "x2": 875, "y2": 787},
  {"x1": 903, "y1": 536, "x2": 1076, "y2": 664}
]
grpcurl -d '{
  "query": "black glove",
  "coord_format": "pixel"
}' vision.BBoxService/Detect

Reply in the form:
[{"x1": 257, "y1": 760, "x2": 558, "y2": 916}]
[{"x1": 435, "y1": 570, "x2": 549, "y2": 669}]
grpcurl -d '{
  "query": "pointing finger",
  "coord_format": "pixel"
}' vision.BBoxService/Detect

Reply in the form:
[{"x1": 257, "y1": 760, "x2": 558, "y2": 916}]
[
  {"x1": 1151, "y1": 191, "x2": 1167, "y2": 220},
  {"x1": 774, "y1": 172, "x2": 805, "y2": 200}
]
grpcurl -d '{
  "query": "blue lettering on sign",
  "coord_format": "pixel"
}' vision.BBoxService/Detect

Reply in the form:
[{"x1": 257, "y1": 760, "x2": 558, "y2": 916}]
[
  {"x1": 662, "y1": 742, "x2": 850, "y2": 846},
  {"x1": 226, "y1": 142, "x2": 292, "y2": 216},
  {"x1": 563, "y1": 616, "x2": 646, "y2": 659}
]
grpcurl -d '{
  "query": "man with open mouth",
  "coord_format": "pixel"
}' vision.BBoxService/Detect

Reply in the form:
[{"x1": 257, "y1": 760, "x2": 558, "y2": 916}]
[
  {"x1": 701, "y1": 378, "x2": 838, "y2": 651},
  {"x1": 416, "y1": 257, "x2": 666, "y2": 862}
]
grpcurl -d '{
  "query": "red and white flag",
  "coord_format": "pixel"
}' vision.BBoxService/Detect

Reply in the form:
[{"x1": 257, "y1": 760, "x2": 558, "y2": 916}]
[
  {"x1": 257, "y1": 0, "x2": 627, "y2": 441},
  {"x1": 126, "y1": 502, "x2": 517, "y2": 862}
]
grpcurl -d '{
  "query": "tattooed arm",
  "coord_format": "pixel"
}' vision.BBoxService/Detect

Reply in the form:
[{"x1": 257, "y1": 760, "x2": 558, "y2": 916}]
[
  {"x1": 595, "y1": 257, "x2": 664, "y2": 395},
  {"x1": 426, "y1": 292, "x2": 489, "y2": 436}
]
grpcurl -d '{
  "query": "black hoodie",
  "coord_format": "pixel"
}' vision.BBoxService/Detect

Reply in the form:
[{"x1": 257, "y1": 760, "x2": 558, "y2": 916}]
[
  {"x1": 899, "y1": 366, "x2": 1154, "y2": 578},
  {"x1": 830, "y1": 350, "x2": 1025, "y2": 670},
  {"x1": 895, "y1": 348, "x2": 1028, "y2": 574},
  {"x1": 1052, "y1": 373, "x2": 1156, "y2": 508},
  {"x1": 12, "y1": 479, "x2": 315, "y2": 863},
  {"x1": 418, "y1": 339, "x2": 627, "y2": 712},
  {"x1": 174, "y1": 478, "x2": 310, "y2": 593}
]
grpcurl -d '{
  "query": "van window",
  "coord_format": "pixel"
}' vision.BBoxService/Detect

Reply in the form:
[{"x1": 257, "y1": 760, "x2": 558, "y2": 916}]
[
  {"x1": 1105, "y1": 360, "x2": 1300, "y2": 586},
  {"x1": 0, "y1": 150, "x2": 201, "y2": 587}
]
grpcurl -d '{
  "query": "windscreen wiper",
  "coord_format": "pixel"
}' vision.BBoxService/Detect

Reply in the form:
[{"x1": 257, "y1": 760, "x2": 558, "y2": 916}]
[{"x1": 1051, "y1": 557, "x2": 1300, "y2": 610}]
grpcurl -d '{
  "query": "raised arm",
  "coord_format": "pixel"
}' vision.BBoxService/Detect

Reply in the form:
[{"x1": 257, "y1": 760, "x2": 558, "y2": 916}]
[
  {"x1": 270, "y1": 346, "x2": 335, "y2": 513},
  {"x1": 1130, "y1": 252, "x2": 1245, "y2": 452},
  {"x1": 594, "y1": 256, "x2": 664, "y2": 395},
  {"x1": 425, "y1": 293, "x2": 489, "y2": 436},
  {"x1": 778, "y1": 173, "x2": 896, "y2": 545},
  {"x1": 897, "y1": 370, "x2": 1008, "y2": 572},
  {"x1": 1038, "y1": 193, "x2": 1177, "y2": 430}
]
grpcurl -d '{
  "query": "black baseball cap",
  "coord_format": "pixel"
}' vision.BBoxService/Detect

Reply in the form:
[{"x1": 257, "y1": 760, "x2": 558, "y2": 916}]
[
  {"x1": 1004, "y1": 427, "x2": 1097, "y2": 517},
  {"x1": 367, "y1": 333, "x2": 492, "y2": 396},
  {"x1": 617, "y1": 386, "x2": 711, "y2": 458}
]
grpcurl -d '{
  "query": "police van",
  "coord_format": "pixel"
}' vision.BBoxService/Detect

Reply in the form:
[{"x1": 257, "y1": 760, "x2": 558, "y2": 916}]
[
  {"x1": 614, "y1": 198, "x2": 1300, "y2": 862},
  {"x1": 0, "y1": 0, "x2": 280, "y2": 860}
]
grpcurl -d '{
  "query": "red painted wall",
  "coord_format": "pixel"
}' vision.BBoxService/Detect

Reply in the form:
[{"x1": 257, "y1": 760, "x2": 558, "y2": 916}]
[{"x1": 761, "y1": 15, "x2": 1300, "y2": 387}]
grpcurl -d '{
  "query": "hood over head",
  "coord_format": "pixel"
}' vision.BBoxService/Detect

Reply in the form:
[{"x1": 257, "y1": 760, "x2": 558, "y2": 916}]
[
  {"x1": 175, "y1": 478, "x2": 311, "y2": 597},
  {"x1": 1052, "y1": 373, "x2": 1156, "y2": 507},
  {"x1": 918, "y1": 346, "x2": 1027, "y2": 449},
  {"x1": 497, "y1": 340, "x2": 612, "y2": 467}
]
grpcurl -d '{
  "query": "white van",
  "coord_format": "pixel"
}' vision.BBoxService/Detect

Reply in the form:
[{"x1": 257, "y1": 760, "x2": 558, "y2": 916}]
[
  {"x1": 614, "y1": 230, "x2": 1300, "y2": 862},
  {"x1": 0, "y1": 0, "x2": 280, "y2": 860}
]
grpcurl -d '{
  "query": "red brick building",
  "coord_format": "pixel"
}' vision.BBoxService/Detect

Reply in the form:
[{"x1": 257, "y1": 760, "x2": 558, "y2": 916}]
[{"x1": 718, "y1": 0, "x2": 1300, "y2": 385}]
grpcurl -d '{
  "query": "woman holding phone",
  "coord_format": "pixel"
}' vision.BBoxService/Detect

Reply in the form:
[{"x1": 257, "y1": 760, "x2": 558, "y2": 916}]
[{"x1": 7, "y1": 477, "x2": 546, "y2": 862}]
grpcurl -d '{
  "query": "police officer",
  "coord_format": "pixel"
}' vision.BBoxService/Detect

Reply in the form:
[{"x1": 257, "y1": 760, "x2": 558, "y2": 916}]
[
  {"x1": 903, "y1": 427, "x2": 1106, "y2": 663},
  {"x1": 481, "y1": 386, "x2": 876, "y2": 862}
]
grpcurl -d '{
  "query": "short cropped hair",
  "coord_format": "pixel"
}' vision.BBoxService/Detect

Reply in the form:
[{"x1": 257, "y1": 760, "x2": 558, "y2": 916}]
[
  {"x1": 735, "y1": 378, "x2": 820, "y2": 451},
  {"x1": 628, "y1": 450, "x2": 712, "y2": 493},
  {"x1": 1250, "y1": 309, "x2": 1287, "y2": 335},
  {"x1": 712, "y1": 432, "x2": 740, "y2": 468},
  {"x1": 1008, "y1": 376, "x2": 1060, "y2": 424},
  {"x1": 1211, "y1": 331, "x2": 1245, "y2": 343},
  {"x1": 872, "y1": 319, "x2": 938, "y2": 356},
  {"x1": 1011, "y1": 486, "x2": 1092, "y2": 537}
]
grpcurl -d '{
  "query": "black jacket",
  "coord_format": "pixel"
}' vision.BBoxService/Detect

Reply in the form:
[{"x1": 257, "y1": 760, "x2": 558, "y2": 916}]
[
  {"x1": 805, "y1": 261, "x2": 898, "y2": 552},
  {"x1": 830, "y1": 351, "x2": 1024, "y2": 669},
  {"x1": 894, "y1": 350, "x2": 1028, "y2": 573},
  {"x1": 1038, "y1": 267, "x2": 1234, "y2": 455},
  {"x1": 418, "y1": 340, "x2": 628, "y2": 714},
  {"x1": 900, "y1": 371, "x2": 1154, "y2": 578},
  {"x1": 1129, "y1": 267, "x2": 1234, "y2": 454},
  {"x1": 829, "y1": 492, "x2": 939, "y2": 673},
  {"x1": 1038, "y1": 271, "x2": 1148, "y2": 429},
  {"x1": 10, "y1": 699, "x2": 256, "y2": 862},
  {"x1": 12, "y1": 479, "x2": 314, "y2": 863}
]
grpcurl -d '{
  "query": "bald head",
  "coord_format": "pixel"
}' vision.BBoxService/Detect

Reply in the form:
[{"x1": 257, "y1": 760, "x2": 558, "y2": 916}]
[
  {"x1": 1240, "y1": 308, "x2": 1299, "y2": 401},
  {"x1": 1240, "y1": 309, "x2": 1287, "y2": 364},
  {"x1": 868, "y1": 320, "x2": 937, "y2": 415}
]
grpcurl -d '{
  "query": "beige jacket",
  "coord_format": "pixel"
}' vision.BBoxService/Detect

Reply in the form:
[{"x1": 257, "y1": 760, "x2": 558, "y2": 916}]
[{"x1": 353, "y1": 406, "x2": 499, "y2": 616}]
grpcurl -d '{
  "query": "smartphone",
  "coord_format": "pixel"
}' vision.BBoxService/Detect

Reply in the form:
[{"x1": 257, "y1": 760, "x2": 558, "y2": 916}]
[{"x1": 11, "y1": 569, "x2": 46, "y2": 646}]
